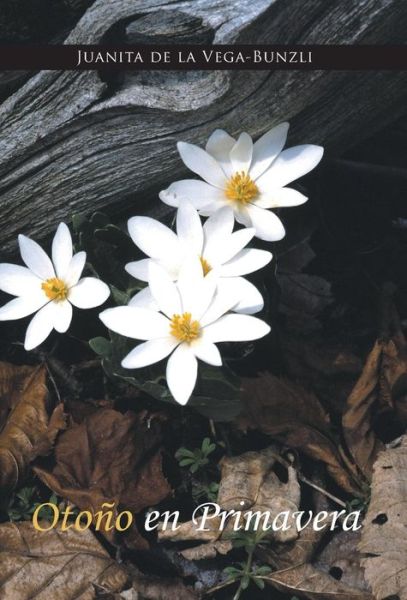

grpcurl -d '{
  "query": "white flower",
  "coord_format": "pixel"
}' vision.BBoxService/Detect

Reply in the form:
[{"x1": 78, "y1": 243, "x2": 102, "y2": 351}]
[
  {"x1": 126, "y1": 204, "x2": 272, "y2": 315},
  {"x1": 100, "y1": 259, "x2": 270, "y2": 406},
  {"x1": 0, "y1": 223, "x2": 110, "y2": 350},
  {"x1": 159, "y1": 123, "x2": 324, "y2": 242}
]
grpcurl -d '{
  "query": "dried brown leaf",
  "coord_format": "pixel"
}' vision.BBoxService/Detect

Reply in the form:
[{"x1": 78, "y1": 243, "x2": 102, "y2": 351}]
[
  {"x1": 180, "y1": 540, "x2": 233, "y2": 560},
  {"x1": 343, "y1": 341, "x2": 386, "y2": 480},
  {"x1": 130, "y1": 572, "x2": 198, "y2": 600},
  {"x1": 237, "y1": 374, "x2": 360, "y2": 494},
  {"x1": 266, "y1": 562, "x2": 372, "y2": 600},
  {"x1": 159, "y1": 447, "x2": 300, "y2": 558},
  {"x1": 0, "y1": 521, "x2": 128, "y2": 599},
  {"x1": 218, "y1": 447, "x2": 301, "y2": 543},
  {"x1": 0, "y1": 362, "x2": 64, "y2": 495},
  {"x1": 35, "y1": 408, "x2": 171, "y2": 548},
  {"x1": 359, "y1": 434, "x2": 407, "y2": 600},
  {"x1": 315, "y1": 531, "x2": 370, "y2": 593}
]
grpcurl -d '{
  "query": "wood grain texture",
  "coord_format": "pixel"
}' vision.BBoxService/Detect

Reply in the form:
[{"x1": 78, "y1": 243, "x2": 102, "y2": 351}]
[{"x1": 0, "y1": 0, "x2": 407, "y2": 254}]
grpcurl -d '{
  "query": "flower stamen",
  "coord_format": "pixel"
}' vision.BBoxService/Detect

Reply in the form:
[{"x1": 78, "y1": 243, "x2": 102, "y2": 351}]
[
  {"x1": 170, "y1": 312, "x2": 201, "y2": 343},
  {"x1": 200, "y1": 256, "x2": 212, "y2": 276},
  {"x1": 41, "y1": 277, "x2": 68, "y2": 302},
  {"x1": 225, "y1": 171, "x2": 259, "y2": 205}
]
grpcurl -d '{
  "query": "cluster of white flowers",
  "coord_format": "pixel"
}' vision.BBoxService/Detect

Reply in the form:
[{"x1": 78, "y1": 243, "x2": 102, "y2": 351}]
[{"x1": 0, "y1": 124, "x2": 323, "y2": 405}]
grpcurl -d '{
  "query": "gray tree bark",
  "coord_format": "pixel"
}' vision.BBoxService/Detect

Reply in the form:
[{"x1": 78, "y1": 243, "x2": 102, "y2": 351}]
[{"x1": 0, "y1": 0, "x2": 407, "y2": 254}]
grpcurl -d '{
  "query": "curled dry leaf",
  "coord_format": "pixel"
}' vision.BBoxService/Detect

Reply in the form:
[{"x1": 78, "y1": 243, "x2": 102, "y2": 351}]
[
  {"x1": 266, "y1": 562, "x2": 372, "y2": 600},
  {"x1": 342, "y1": 340, "x2": 395, "y2": 480},
  {"x1": 130, "y1": 572, "x2": 198, "y2": 600},
  {"x1": 35, "y1": 408, "x2": 171, "y2": 549},
  {"x1": 260, "y1": 523, "x2": 372, "y2": 599},
  {"x1": 315, "y1": 530, "x2": 371, "y2": 594},
  {"x1": 0, "y1": 521, "x2": 128, "y2": 600},
  {"x1": 237, "y1": 373, "x2": 361, "y2": 494},
  {"x1": 159, "y1": 447, "x2": 300, "y2": 559},
  {"x1": 218, "y1": 446, "x2": 301, "y2": 543},
  {"x1": 359, "y1": 434, "x2": 407, "y2": 600},
  {"x1": 0, "y1": 362, "x2": 65, "y2": 495}
]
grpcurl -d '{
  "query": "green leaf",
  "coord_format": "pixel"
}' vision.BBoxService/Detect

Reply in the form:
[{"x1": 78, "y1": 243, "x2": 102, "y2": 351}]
[
  {"x1": 253, "y1": 577, "x2": 265, "y2": 590},
  {"x1": 89, "y1": 337, "x2": 111, "y2": 358},
  {"x1": 110, "y1": 285, "x2": 130, "y2": 306},
  {"x1": 175, "y1": 448, "x2": 195, "y2": 459},
  {"x1": 179, "y1": 458, "x2": 195, "y2": 467},
  {"x1": 255, "y1": 566, "x2": 272, "y2": 576}
]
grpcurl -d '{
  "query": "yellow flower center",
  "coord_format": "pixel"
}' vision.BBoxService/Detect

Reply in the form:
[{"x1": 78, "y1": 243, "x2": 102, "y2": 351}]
[
  {"x1": 200, "y1": 256, "x2": 212, "y2": 276},
  {"x1": 41, "y1": 277, "x2": 68, "y2": 302},
  {"x1": 170, "y1": 312, "x2": 201, "y2": 343},
  {"x1": 225, "y1": 171, "x2": 259, "y2": 205}
]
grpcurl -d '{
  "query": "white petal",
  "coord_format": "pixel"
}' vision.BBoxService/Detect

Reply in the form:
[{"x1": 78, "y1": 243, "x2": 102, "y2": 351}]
[
  {"x1": 257, "y1": 144, "x2": 324, "y2": 190},
  {"x1": 198, "y1": 199, "x2": 230, "y2": 217},
  {"x1": 128, "y1": 287, "x2": 159, "y2": 311},
  {"x1": 176, "y1": 203, "x2": 204, "y2": 255},
  {"x1": 125, "y1": 259, "x2": 150, "y2": 282},
  {"x1": 203, "y1": 206, "x2": 235, "y2": 265},
  {"x1": 213, "y1": 228, "x2": 255, "y2": 266},
  {"x1": 200, "y1": 283, "x2": 240, "y2": 327},
  {"x1": 191, "y1": 338, "x2": 222, "y2": 366},
  {"x1": 65, "y1": 252, "x2": 86, "y2": 287},
  {"x1": 255, "y1": 187, "x2": 308, "y2": 208},
  {"x1": 68, "y1": 277, "x2": 110, "y2": 308},
  {"x1": 166, "y1": 343, "x2": 198, "y2": 405},
  {"x1": 0, "y1": 294, "x2": 47, "y2": 321},
  {"x1": 230, "y1": 132, "x2": 253, "y2": 174},
  {"x1": 53, "y1": 300, "x2": 73, "y2": 333},
  {"x1": 246, "y1": 205, "x2": 285, "y2": 242},
  {"x1": 128, "y1": 216, "x2": 181, "y2": 265},
  {"x1": 122, "y1": 337, "x2": 178, "y2": 369},
  {"x1": 100, "y1": 306, "x2": 169, "y2": 340},
  {"x1": 18, "y1": 234, "x2": 55, "y2": 280},
  {"x1": 159, "y1": 179, "x2": 226, "y2": 210},
  {"x1": 148, "y1": 262, "x2": 181, "y2": 318},
  {"x1": 204, "y1": 314, "x2": 270, "y2": 343},
  {"x1": 217, "y1": 277, "x2": 264, "y2": 314},
  {"x1": 0, "y1": 264, "x2": 42, "y2": 296},
  {"x1": 220, "y1": 248, "x2": 272, "y2": 277},
  {"x1": 234, "y1": 206, "x2": 252, "y2": 227},
  {"x1": 205, "y1": 129, "x2": 235, "y2": 178},
  {"x1": 250, "y1": 122, "x2": 289, "y2": 181},
  {"x1": 178, "y1": 258, "x2": 216, "y2": 319},
  {"x1": 24, "y1": 302, "x2": 56, "y2": 350},
  {"x1": 177, "y1": 142, "x2": 227, "y2": 188},
  {"x1": 52, "y1": 223, "x2": 73, "y2": 279}
]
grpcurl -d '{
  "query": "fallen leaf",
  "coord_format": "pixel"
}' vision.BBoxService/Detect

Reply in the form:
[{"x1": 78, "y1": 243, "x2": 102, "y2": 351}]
[
  {"x1": 180, "y1": 540, "x2": 233, "y2": 561},
  {"x1": 359, "y1": 434, "x2": 407, "y2": 600},
  {"x1": 342, "y1": 341, "x2": 386, "y2": 480},
  {"x1": 218, "y1": 446, "x2": 301, "y2": 543},
  {"x1": 266, "y1": 562, "x2": 372, "y2": 600},
  {"x1": 35, "y1": 408, "x2": 171, "y2": 549},
  {"x1": 315, "y1": 530, "x2": 370, "y2": 593},
  {"x1": 343, "y1": 333, "x2": 407, "y2": 480},
  {"x1": 0, "y1": 521, "x2": 128, "y2": 599},
  {"x1": 260, "y1": 524, "x2": 372, "y2": 599},
  {"x1": 237, "y1": 374, "x2": 361, "y2": 494},
  {"x1": 130, "y1": 572, "x2": 198, "y2": 599},
  {"x1": 0, "y1": 362, "x2": 64, "y2": 496},
  {"x1": 159, "y1": 447, "x2": 300, "y2": 558}
]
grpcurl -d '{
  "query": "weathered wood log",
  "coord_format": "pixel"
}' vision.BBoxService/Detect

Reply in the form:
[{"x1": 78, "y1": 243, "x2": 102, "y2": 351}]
[{"x1": 0, "y1": 0, "x2": 407, "y2": 254}]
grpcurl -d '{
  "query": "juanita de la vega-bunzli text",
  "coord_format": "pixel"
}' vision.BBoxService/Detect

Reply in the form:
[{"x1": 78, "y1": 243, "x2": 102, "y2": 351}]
[
  {"x1": 76, "y1": 49, "x2": 313, "y2": 66},
  {"x1": 31, "y1": 501, "x2": 362, "y2": 533}
]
